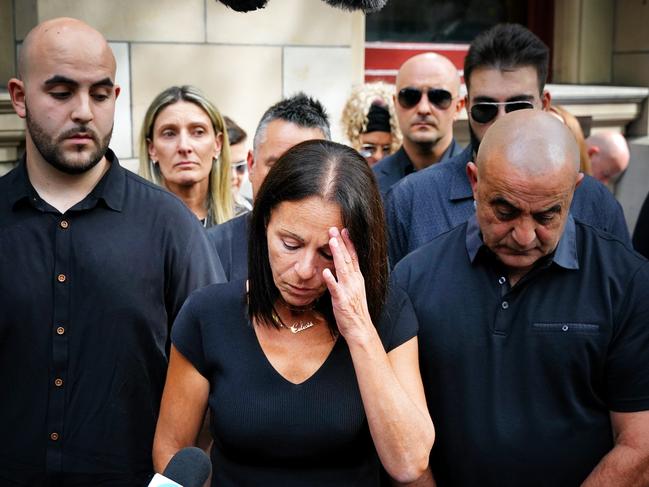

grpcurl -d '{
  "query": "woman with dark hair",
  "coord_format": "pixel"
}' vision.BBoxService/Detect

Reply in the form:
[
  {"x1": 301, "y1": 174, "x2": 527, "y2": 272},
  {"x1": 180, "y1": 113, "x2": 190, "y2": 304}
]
[{"x1": 153, "y1": 140, "x2": 434, "y2": 485}]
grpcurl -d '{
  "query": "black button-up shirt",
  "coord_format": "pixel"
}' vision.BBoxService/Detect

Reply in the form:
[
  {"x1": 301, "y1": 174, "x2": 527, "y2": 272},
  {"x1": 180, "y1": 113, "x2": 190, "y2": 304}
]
[
  {"x1": 392, "y1": 214, "x2": 649, "y2": 486},
  {"x1": 0, "y1": 151, "x2": 224, "y2": 482}
]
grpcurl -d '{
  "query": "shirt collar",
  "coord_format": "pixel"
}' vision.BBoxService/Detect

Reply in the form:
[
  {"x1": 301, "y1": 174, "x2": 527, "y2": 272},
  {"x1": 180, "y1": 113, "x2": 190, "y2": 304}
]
[
  {"x1": 465, "y1": 213, "x2": 579, "y2": 270},
  {"x1": 89, "y1": 149, "x2": 125, "y2": 212},
  {"x1": 448, "y1": 144, "x2": 476, "y2": 201},
  {"x1": 438, "y1": 138, "x2": 458, "y2": 163},
  {"x1": 8, "y1": 148, "x2": 125, "y2": 212}
]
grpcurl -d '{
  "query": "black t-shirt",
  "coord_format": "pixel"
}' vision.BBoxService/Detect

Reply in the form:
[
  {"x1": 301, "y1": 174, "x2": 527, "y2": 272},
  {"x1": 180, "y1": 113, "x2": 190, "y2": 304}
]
[
  {"x1": 172, "y1": 280, "x2": 418, "y2": 486},
  {"x1": 392, "y1": 216, "x2": 649, "y2": 487}
]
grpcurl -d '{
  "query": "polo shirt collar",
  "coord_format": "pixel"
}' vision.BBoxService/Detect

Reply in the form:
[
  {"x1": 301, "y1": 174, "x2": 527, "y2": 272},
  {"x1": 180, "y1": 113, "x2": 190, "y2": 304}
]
[
  {"x1": 465, "y1": 213, "x2": 579, "y2": 270},
  {"x1": 448, "y1": 144, "x2": 475, "y2": 201},
  {"x1": 8, "y1": 148, "x2": 125, "y2": 212}
]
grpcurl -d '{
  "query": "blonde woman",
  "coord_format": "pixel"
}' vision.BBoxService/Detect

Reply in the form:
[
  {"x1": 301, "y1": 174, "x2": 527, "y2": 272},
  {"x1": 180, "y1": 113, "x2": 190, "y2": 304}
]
[
  {"x1": 140, "y1": 86, "x2": 239, "y2": 227},
  {"x1": 341, "y1": 82, "x2": 402, "y2": 166}
]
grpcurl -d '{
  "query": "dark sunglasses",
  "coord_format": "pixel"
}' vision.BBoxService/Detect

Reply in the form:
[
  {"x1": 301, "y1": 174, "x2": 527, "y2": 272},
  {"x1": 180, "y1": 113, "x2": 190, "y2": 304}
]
[
  {"x1": 231, "y1": 160, "x2": 247, "y2": 174},
  {"x1": 397, "y1": 87, "x2": 454, "y2": 110},
  {"x1": 470, "y1": 100, "x2": 535, "y2": 124}
]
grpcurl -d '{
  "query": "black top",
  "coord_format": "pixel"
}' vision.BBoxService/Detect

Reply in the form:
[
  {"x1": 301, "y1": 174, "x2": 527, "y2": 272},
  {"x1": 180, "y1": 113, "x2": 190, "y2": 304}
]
[
  {"x1": 207, "y1": 212, "x2": 250, "y2": 281},
  {"x1": 392, "y1": 215, "x2": 649, "y2": 487},
  {"x1": 372, "y1": 139, "x2": 462, "y2": 196},
  {"x1": 632, "y1": 190, "x2": 649, "y2": 258},
  {"x1": 172, "y1": 280, "x2": 418, "y2": 486},
  {"x1": 0, "y1": 151, "x2": 224, "y2": 483}
]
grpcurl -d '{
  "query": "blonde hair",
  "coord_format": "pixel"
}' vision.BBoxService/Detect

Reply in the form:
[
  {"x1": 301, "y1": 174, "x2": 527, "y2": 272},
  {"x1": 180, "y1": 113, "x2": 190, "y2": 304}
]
[
  {"x1": 341, "y1": 82, "x2": 402, "y2": 155},
  {"x1": 139, "y1": 85, "x2": 233, "y2": 226}
]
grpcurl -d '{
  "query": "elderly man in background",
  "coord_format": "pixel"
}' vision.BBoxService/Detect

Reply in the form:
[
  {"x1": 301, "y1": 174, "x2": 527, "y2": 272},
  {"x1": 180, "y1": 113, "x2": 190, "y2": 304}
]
[
  {"x1": 1, "y1": 17, "x2": 222, "y2": 485},
  {"x1": 393, "y1": 110, "x2": 649, "y2": 486},
  {"x1": 208, "y1": 93, "x2": 330, "y2": 281},
  {"x1": 587, "y1": 131, "x2": 630, "y2": 186},
  {"x1": 372, "y1": 52, "x2": 464, "y2": 195}
]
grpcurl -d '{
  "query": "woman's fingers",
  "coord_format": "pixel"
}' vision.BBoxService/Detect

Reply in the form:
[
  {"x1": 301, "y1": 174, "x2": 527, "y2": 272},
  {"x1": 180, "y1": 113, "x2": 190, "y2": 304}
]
[{"x1": 341, "y1": 228, "x2": 360, "y2": 272}]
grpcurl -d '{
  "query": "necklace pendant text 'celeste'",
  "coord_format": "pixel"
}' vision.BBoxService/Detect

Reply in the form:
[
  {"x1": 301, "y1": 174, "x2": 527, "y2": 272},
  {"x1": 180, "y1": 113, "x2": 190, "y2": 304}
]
[{"x1": 288, "y1": 321, "x2": 315, "y2": 333}]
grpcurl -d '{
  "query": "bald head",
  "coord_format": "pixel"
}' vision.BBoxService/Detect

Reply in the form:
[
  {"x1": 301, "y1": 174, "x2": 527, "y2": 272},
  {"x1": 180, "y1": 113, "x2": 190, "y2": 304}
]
[
  {"x1": 393, "y1": 52, "x2": 464, "y2": 164},
  {"x1": 477, "y1": 110, "x2": 580, "y2": 180},
  {"x1": 587, "y1": 131, "x2": 630, "y2": 185},
  {"x1": 468, "y1": 111, "x2": 584, "y2": 280},
  {"x1": 396, "y1": 53, "x2": 460, "y2": 95},
  {"x1": 18, "y1": 17, "x2": 115, "y2": 82}
]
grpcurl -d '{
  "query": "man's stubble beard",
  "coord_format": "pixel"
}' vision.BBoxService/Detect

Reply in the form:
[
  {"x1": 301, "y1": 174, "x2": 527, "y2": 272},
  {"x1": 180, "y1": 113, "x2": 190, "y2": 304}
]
[{"x1": 25, "y1": 107, "x2": 113, "y2": 175}]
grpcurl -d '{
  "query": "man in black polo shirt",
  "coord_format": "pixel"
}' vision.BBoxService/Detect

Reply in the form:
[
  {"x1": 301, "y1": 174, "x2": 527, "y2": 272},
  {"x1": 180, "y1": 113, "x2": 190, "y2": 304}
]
[
  {"x1": 0, "y1": 18, "x2": 223, "y2": 485},
  {"x1": 208, "y1": 93, "x2": 330, "y2": 281},
  {"x1": 392, "y1": 110, "x2": 649, "y2": 486}
]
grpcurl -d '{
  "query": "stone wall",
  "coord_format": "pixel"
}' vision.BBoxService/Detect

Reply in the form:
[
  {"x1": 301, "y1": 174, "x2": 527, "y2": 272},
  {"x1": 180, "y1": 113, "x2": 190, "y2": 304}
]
[{"x1": 1, "y1": 0, "x2": 364, "y2": 173}]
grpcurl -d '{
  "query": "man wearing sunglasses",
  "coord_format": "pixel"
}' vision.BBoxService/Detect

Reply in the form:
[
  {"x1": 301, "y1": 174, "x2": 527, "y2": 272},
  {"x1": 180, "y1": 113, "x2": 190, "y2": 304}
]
[
  {"x1": 385, "y1": 23, "x2": 630, "y2": 266},
  {"x1": 372, "y1": 52, "x2": 465, "y2": 195}
]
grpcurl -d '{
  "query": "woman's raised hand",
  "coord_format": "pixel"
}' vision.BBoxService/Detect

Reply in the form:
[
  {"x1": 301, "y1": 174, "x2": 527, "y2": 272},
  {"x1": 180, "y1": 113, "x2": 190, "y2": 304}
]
[{"x1": 322, "y1": 227, "x2": 373, "y2": 343}]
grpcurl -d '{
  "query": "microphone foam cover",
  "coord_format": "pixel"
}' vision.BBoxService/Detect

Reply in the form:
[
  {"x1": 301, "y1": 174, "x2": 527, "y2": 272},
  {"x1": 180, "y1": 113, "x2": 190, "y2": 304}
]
[
  {"x1": 163, "y1": 447, "x2": 212, "y2": 487},
  {"x1": 218, "y1": 0, "x2": 269, "y2": 12},
  {"x1": 321, "y1": 0, "x2": 388, "y2": 12}
]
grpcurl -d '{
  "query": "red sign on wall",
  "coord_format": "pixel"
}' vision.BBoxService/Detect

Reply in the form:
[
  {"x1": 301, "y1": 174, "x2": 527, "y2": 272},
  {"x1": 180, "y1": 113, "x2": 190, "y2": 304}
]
[{"x1": 364, "y1": 42, "x2": 469, "y2": 84}]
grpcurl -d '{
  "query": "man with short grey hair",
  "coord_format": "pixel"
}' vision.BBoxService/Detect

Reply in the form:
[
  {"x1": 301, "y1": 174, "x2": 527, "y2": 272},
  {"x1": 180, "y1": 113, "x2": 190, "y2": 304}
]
[{"x1": 208, "y1": 93, "x2": 330, "y2": 281}]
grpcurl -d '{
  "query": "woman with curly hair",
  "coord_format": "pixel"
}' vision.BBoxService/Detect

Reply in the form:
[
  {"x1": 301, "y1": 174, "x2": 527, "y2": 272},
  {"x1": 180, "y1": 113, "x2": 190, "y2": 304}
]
[{"x1": 341, "y1": 82, "x2": 402, "y2": 166}]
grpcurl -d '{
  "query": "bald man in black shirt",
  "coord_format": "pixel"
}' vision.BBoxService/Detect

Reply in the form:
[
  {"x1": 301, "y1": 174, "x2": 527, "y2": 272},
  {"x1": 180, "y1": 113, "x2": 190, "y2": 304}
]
[
  {"x1": 1, "y1": 18, "x2": 223, "y2": 485},
  {"x1": 393, "y1": 111, "x2": 649, "y2": 486}
]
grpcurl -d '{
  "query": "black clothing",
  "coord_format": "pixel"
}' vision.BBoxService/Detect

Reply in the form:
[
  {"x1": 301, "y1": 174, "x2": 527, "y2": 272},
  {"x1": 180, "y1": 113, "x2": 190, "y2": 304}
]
[
  {"x1": 172, "y1": 280, "x2": 418, "y2": 486},
  {"x1": 0, "y1": 151, "x2": 224, "y2": 484},
  {"x1": 633, "y1": 190, "x2": 649, "y2": 258},
  {"x1": 372, "y1": 139, "x2": 462, "y2": 196},
  {"x1": 392, "y1": 215, "x2": 649, "y2": 487},
  {"x1": 207, "y1": 212, "x2": 250, "y2": 281}
]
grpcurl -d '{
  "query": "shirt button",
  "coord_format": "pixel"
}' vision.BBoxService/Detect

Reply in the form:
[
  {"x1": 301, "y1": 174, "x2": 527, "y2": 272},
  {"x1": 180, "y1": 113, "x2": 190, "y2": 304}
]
[
  {"x1": 54, "y1": 378, "x2": 64, "y2": 387},
  {"x1": 501, "y1": 301, "x2": 509, "y2": 309},
  {"x1": 60, "y1": 220, "x2": 69, "y2": 229},
  {"x1": 50, "y1": 432, "x2": 59, "y2": 441},
  {"x1": 57, "y1": 274, "x2": 66, "y2": 283},
  {"x1": 498, "y1": 277, "x2": 506, "y2": 285},
  {"x1": 56, "y1": 326, "x2": 65, "y2": 335}
]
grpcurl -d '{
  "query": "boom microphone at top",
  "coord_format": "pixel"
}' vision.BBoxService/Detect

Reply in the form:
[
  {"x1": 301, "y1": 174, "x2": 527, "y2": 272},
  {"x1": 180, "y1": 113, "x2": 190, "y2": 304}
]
[{"x1": 218, "y1": 0, "x2": 388, "y2": 13}]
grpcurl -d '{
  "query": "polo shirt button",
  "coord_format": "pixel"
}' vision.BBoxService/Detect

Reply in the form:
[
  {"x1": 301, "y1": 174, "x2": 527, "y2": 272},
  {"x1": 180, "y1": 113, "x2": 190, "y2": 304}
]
[
  {"x1": 50, "y1": 432, "x2": 59, "y2": 441},
  {"x1": 562, "y1": 324, "x2": 569, "y2": 331},
  {"x1": 501, "y1": 301, "x2": 509, "y2": 309},
  {"x1": 56, "y1": 326, "x2": 65, "y2": 335},
  {"x1": 54, "y1": 378, "x2": 63, "y2": 387},
  {"x1": 498, "y1": 277, "x2": 506, "y2": 285},
  {"x1": 60, "y1": 220, "x2": 69, "y2": 229},
  {"x1": 57, "y1": 274, "x2": 66, "y2": 283}
]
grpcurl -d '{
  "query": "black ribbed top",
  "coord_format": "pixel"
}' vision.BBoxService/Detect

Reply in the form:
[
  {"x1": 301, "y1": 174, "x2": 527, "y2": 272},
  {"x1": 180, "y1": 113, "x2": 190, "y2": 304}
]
[{"x1": 172, "y1": 280, "x2": 418, "y2": 486}]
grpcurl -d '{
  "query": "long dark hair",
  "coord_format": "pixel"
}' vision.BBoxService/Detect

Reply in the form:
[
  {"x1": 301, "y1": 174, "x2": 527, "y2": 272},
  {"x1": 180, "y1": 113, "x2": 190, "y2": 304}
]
[{"x1": 248, "y1": 140, "x2": 388, "y2": 334}]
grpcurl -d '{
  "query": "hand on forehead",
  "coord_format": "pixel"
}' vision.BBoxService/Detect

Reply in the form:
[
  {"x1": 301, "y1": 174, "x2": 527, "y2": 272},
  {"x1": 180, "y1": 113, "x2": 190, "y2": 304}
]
[{"x1": 475, "y1": 110, "x2": 580, "y2": 181}]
